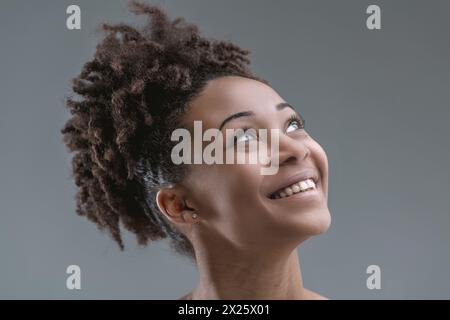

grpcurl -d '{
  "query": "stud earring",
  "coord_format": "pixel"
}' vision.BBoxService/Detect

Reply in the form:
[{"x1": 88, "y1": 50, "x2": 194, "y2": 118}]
[{"x1": 191, "y1": 212, "x2": 198, "y2": 219}]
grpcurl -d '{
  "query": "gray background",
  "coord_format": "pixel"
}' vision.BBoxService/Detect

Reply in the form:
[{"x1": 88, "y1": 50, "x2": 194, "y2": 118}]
[{"x1": 0, "y1": 0, "x2": 449, "y2": 299}]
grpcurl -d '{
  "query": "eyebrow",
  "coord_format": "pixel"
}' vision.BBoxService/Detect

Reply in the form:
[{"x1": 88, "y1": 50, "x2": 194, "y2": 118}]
[{"x1": 218, "y1": 102, "x2": 296, "y2": 130}]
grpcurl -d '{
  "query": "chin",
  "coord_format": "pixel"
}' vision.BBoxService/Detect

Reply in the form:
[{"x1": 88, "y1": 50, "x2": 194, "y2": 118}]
[
  {"x1": 311, "y1": 211, "x2": 332, "y2": 235},
  {"x1": 293, "y1": 207, "x2": 332, "y2": 237}
]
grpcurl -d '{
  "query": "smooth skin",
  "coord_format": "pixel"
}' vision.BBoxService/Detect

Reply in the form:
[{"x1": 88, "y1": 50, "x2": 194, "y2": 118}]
[{"x1": 156, "y1": 76, "x2": 331, "y2": 300}]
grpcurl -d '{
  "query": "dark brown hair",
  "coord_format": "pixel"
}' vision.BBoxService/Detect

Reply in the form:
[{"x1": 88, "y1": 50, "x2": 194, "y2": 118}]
[{"x1": 61, "y1": 0, "x2": 268, "y2": 259}]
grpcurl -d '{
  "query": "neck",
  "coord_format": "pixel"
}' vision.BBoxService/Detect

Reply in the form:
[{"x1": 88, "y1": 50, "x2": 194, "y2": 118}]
[{"x1": 189, "y1": 243, "x2": 311, "y2": 300}]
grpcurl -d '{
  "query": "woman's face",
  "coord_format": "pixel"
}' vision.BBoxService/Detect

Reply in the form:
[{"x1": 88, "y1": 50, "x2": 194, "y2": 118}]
[{"x1": 176, "y1": 75, "x2": 331, "y2": 252}]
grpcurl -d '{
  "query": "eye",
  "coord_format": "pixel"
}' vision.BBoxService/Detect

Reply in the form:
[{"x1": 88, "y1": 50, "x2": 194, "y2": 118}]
[
  {"x1": 286, "y1": 114, "x2": 305, "y2": 133},
  {"x1": 234, "y1": 128, "x2": 258, "y2": 143}
]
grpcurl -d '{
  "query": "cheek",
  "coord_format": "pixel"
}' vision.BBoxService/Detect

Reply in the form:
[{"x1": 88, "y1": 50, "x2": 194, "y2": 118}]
[
  {"x1": 186, "y1": 163, "x2": 263, "y2": 216},
  {"x1": 309, "y1": 139, "x2": 329, "y2": 197},
  {"x1": 209, "y1": 164, "x2": 275, "y2": 243},
  {"x1": 188, "y1": 162, "x2": 272, "y2": 243},
  {"x1": 214, "y1": 163, "x2": 263, "y2": 209}
]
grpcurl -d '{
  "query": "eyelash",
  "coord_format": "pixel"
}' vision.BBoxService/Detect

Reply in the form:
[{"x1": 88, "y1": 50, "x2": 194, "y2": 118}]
[
  {"x1": 286, "y1": 114, "x2": 305, "y2": 131},
  {"x1": 232, "y1": 114, "x2": 306, "y2": 143}
]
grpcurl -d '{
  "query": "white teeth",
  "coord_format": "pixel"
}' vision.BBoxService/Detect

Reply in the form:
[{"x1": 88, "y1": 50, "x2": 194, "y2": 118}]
[
  {"x1": 306, "y1": 179, "x2": 315, "y2": 188},
  {"x1": 272, "y1": 178, "x2": 317, "y2": 199},
  {"x1": 299, "y1": 181, "x2": 308, "y2": 190}
]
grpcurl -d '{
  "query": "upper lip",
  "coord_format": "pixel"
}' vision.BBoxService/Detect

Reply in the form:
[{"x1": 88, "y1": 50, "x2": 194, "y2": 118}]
[{"x1": 266, "y1": 168, "x2": 320, "y2": 197}]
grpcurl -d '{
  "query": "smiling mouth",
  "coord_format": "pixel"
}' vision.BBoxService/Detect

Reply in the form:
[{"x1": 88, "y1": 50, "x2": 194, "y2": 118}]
[{"x1": 268, "y1": 177, "x2": 318, "y2": 200}]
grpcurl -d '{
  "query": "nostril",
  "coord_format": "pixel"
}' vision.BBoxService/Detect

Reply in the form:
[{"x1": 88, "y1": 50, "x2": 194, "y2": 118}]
[{"x1": 281, "y1": 156, "x2": 297, "y2": 166}]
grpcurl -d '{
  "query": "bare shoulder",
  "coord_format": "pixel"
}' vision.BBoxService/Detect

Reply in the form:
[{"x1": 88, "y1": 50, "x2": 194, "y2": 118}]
[
  {"x1": 178, "y1": 292, "x2": 193, "y2": 300},
  {"x1": 177, "y1": 290, "x2": 327, "y2": 300},
  {"x1": 303, "y1": 288, "x2": 329, "y2": 300}
]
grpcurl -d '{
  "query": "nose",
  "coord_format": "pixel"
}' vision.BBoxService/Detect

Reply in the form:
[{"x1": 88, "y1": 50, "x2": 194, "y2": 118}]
[{"x1": 276, "y1": 134, "x2": 310, "y2": 167}]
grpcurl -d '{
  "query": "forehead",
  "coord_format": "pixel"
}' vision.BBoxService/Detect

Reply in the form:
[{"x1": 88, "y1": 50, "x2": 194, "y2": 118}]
[{"x1": 183, "y1": 76, "x2": 283, "y2": 128}]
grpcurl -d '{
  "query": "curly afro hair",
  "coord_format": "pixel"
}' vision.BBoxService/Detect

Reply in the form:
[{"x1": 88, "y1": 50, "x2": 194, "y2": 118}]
[{"x1": 61, "y1": 0, "x2": 268, "y2": 260}]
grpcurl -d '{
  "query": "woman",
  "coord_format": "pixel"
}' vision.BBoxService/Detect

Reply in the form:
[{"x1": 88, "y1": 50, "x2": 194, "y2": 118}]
[{"x1": 61, "y1": 0, "x2": 331, "y2": 300}]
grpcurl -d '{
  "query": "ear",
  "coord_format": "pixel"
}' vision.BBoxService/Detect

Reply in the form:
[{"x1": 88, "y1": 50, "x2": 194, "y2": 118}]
[{"x1": 155, "y1": 187, "x2": 197, "y2": 224}]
